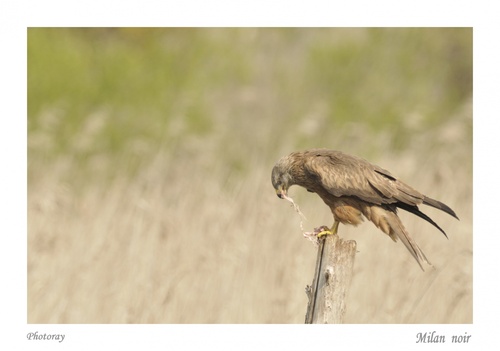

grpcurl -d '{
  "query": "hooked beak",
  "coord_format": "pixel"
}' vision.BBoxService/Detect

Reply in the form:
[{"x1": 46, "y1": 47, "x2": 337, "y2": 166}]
[{"x1": 276, "y1": 187, "x2": 287, "y2": 199}]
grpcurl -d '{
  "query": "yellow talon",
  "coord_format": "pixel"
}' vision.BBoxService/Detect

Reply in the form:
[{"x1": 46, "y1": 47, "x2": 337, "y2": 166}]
[
  {"x1": 317, "y1": 229, "x2": 333, "y2": 237},
  {"x1": 317, "y1": 221, "x2": 340, "y2": 238}
]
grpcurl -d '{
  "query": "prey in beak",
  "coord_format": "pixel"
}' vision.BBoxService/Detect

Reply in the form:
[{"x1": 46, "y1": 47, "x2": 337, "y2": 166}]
[{"x1": 276, "y1": 187, "x2": 287, "y2": 199}]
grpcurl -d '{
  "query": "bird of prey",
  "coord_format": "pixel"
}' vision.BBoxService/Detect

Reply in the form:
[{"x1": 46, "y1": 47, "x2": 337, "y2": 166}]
[{"x1": 271, "y1": 148, "x2": 458, "y2": 270}]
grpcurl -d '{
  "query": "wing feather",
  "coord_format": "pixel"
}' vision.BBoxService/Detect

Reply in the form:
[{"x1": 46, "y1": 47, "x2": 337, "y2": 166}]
[{"x1": 303, "y1": 149, "x2": 424, "y2": 207}]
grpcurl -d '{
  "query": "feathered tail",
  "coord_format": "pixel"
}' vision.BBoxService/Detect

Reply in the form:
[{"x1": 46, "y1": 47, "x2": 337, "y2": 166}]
[
  {"x1": 366, "y1": 206, "x2": 433, "y2": 270},
  {"x1": 384, "y1": 210, "x2": 432, "y2": 271}
]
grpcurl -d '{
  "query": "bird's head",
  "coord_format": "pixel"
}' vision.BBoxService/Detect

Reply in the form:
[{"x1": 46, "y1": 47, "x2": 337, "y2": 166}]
[{"x1": 271, "y1": 156, "x2": 294, "y2": 199}]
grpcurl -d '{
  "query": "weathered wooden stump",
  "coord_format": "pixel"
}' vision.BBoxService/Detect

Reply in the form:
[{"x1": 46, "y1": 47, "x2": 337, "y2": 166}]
[{"x1": 305, "y1": 234, "x2": 357, "y2": 323}]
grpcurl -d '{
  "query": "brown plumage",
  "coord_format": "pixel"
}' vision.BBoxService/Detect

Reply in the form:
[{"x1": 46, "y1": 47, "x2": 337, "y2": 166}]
[{"x1": 271, "y1": 148, "x2": 458, "y2": 270}]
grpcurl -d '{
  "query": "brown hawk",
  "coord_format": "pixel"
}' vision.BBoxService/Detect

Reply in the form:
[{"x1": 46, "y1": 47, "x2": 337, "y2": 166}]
[{"x1": 271, "y1": 149, "x2": 458, "y2": 270}]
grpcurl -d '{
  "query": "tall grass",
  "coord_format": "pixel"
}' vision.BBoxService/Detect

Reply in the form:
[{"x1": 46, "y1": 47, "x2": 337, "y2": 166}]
[{"x1": 28, "y1": 28, "x2": 472, "y2": 323}]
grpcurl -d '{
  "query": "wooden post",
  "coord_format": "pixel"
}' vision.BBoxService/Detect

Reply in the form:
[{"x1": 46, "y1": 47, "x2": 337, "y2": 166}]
[{"x1": 305, "y1": 234, "x2": 357, "y2": 324}]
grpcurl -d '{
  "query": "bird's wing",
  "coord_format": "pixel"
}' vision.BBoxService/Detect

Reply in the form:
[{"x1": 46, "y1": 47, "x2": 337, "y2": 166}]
[{"x1": 304, "y1": 150, "x2": 425, "y2": 207}]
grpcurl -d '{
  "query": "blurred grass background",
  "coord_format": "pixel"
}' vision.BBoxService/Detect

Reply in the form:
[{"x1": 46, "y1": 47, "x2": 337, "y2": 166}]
[{"x1": 28, "y1": 28, "x2": 472, "y2": 323}]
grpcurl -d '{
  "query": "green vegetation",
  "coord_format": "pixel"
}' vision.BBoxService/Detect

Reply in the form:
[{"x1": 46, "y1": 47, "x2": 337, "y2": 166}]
[
  {"x1": 28, "y1": 28, "x2": 472, "y2": 183},
  {"x1": 28, "y1": 28, "x2": 472, "y2": 323}
]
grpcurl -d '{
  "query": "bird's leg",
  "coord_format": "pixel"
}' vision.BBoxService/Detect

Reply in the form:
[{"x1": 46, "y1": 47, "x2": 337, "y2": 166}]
[{"x1": 317, "y1": 220, "x2": 339, "y2": 238}]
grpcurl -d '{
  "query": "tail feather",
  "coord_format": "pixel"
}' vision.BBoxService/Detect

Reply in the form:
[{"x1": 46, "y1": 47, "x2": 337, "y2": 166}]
[{"x1": 384, "y1": 211, "x2": 432, "y2": 271}]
